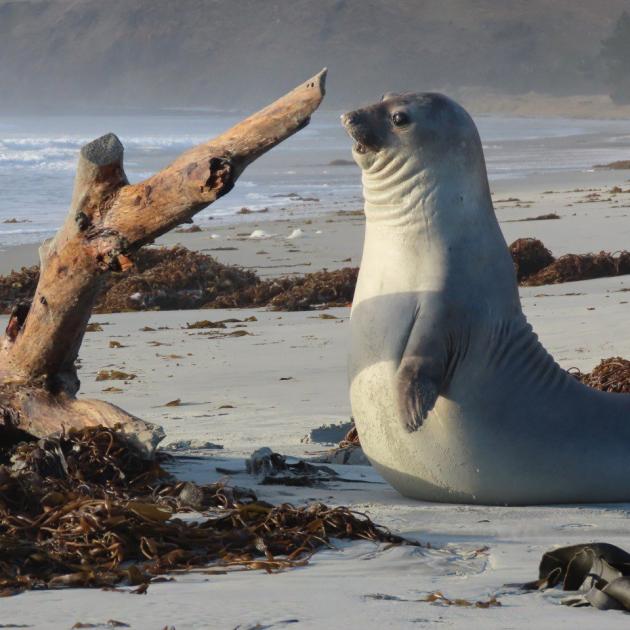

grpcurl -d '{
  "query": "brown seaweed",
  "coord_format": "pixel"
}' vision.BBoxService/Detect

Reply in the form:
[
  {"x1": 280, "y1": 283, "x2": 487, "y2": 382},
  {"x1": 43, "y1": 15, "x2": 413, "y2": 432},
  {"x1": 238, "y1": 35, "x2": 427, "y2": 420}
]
[
  {"x1": 0, "y1": 427, "x2": 418, "y2": 594},
  {"x1": 523, "y1": 251, "x2": 630, "y2": 286},
  {"x1": 570, "y1": 357, "x2": 630, "y2": 393},
  {"x1": 4, "y1": 238, "x2": 630, "y2": 316},
  {"x1": 509, "y1": 238, "x2": 555, "y2": 281}
]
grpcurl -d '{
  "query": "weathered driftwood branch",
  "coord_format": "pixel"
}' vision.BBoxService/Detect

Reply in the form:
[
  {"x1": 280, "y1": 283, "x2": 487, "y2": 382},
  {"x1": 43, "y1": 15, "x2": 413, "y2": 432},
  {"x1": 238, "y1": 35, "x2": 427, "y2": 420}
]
[{"x1": 0, "y1": 69, "x2": 327, "y2": 454}]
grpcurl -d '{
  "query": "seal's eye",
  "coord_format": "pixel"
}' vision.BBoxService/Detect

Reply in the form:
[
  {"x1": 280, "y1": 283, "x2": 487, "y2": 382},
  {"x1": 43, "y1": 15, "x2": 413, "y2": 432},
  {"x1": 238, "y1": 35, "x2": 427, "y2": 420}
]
[{"x1": 391, "y1": 111, "x2": 410, "y2": 127}]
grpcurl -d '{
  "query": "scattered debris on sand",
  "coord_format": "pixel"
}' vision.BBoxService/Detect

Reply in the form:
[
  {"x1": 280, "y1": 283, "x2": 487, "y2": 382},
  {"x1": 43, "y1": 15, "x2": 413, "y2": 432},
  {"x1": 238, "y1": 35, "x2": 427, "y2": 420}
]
[
  {"x1": 95, "y1": 370, "x2": 136, "y2": 381},
  {"x1": 0, "y1": 427, "x2": 418, "y2": 594},
  {"x1": 364, "y1": 591, "x2": 501, "y2": 608}
]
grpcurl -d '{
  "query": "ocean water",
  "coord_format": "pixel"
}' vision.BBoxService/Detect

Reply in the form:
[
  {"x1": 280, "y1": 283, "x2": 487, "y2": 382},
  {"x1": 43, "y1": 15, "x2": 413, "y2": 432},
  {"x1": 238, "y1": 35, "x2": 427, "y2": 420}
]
[{"x1": 2, "y1": 112, "x2": 630, "y2": 247}]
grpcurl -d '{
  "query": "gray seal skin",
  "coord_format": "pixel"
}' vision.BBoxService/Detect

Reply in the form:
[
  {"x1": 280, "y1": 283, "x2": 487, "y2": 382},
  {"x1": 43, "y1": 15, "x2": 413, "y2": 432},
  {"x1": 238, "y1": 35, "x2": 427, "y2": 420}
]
[{"x1": 342, "y1": 92, "x2": 630, "y2": 506}]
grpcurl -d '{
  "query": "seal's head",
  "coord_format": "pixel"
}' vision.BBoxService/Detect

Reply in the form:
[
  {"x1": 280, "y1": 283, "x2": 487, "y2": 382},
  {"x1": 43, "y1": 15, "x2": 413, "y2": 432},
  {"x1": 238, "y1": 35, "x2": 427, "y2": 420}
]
[
  {"x1": 341, "y1": 92, "x2": 481, "y2": 170},
  {"x1": 341, "y1": 93, "x2": 492, "y2": 227}
]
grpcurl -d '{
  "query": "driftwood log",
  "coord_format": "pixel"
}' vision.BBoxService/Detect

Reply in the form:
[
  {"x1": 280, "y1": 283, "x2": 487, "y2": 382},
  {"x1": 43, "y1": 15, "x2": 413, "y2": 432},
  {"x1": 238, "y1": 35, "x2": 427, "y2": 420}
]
[{"x1": 0, "y1": 70, "x2": 327, "y2": 455}]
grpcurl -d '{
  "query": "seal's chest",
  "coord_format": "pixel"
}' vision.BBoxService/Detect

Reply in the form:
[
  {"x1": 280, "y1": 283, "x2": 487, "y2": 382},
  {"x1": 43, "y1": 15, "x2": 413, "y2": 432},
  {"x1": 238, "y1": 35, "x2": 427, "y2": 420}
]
[{"x1": 350, "y1": 294, "x2": 417, "y2": 366}]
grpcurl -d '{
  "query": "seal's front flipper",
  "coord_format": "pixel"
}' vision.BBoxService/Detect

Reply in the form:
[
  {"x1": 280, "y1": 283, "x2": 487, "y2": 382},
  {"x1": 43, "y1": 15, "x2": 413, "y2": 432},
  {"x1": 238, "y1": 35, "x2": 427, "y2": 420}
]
[
  {"x1": 397, "y1": 358, "x2": 439, "y2": 432},
  {"x1": 395, "y1": 306, "x2": 449, "y2": 433}
]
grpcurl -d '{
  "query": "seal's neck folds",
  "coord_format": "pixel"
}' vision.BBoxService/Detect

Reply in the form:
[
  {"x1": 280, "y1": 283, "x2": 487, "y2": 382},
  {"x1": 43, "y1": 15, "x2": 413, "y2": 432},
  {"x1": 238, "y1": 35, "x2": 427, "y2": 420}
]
[
  {"x1": 358, "y1": 142, "x2": 518, "y2": 299},
  {"x1": 361, "y1": 146, "x2": 493, "y2": 241}
]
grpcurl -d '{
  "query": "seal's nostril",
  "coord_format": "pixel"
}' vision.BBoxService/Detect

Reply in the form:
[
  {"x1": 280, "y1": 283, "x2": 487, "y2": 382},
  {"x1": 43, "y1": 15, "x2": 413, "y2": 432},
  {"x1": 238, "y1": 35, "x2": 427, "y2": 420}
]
[{"x1": 343, "y1": 111, "x2": 361, "y2": 127}]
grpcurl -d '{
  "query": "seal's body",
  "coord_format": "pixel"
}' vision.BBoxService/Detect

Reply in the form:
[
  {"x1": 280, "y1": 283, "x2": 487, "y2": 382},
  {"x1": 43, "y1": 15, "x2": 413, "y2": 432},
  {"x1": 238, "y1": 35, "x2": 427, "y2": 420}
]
[{"x1": 342, "y1": 93, "x2": 630, "y2": 505}]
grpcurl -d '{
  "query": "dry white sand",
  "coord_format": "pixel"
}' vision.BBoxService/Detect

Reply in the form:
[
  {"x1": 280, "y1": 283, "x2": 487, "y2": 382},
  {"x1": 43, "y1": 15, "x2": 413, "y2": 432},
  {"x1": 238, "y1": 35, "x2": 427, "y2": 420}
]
[{"x1": 2, "y1": 169, "x2": 630, "y2": 628}]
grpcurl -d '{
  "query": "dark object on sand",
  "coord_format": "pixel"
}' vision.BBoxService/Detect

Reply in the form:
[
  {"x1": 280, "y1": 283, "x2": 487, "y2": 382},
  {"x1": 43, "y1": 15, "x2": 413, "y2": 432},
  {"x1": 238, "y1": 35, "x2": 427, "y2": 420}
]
[
  {"x1": 0, "y1": 427, "x2": 418, "y2": 595},
  {"x1": 245, "y1": 447, "x2": 341, "y2": 486},
  {"x1": 519, "y1": 543, "x2": 630, "y2": 611},
  {"x1": 509, "y1": 238, "x2": 555, "y2": 282},
  {"x1": 570, "y1": 357, "x2": 630, "y2": 394}
]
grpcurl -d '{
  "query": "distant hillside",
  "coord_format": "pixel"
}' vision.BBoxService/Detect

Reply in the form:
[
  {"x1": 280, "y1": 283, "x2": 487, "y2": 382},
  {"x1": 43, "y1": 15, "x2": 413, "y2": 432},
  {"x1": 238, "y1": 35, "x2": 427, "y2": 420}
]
[{"x1": 0, "y1": 0, "x2": 627, "y2": 113}]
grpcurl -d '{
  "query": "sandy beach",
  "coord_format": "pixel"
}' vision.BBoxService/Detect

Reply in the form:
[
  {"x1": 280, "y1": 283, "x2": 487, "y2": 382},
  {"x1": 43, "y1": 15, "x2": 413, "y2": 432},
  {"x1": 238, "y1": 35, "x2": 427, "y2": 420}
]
[
  {"x1": 2, "y1": 154, "x2": 630, "y2": 627},
  {"x1": 7, "y1": 0, "x2": 630, "y2": 626}
]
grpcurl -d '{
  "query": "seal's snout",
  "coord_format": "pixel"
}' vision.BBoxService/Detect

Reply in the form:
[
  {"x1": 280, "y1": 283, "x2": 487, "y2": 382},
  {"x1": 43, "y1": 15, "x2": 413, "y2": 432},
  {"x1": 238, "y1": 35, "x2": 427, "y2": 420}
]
[
  {"x1": 341, "y1": 110, "x2": 361, "y2": 128},
  {"x1": 341, "y1": 109, "x2": 376, "y2": 155}
]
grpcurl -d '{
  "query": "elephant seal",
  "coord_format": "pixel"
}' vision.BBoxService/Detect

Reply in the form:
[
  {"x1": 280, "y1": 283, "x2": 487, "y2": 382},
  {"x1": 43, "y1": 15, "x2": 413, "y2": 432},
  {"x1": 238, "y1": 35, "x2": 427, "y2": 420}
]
[{"x1": 342, "y1": 92, "x2": 630, "y2": 506}]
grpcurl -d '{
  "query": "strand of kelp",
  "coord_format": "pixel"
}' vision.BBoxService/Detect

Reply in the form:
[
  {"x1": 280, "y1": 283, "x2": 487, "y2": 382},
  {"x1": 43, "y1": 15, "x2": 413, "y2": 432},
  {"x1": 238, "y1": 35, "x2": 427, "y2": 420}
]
[
  {"x1": 2, "y1": 240, "x2": 630, "y2": 315},
  {"x1": 0, "y1": 427, "x2": 419, "y2": 596}
]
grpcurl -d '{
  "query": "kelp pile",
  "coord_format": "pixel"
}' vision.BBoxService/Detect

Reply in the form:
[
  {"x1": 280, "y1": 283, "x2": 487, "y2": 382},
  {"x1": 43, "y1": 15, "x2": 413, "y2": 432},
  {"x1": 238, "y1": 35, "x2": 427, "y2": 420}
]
[
  {"x1": 0, "y1": 247, "x2": 257, "y2": 315},
  {"x1": 213, "y1": 267, "x2": 357, "y2": 311},
  {"x1": 95, "y1": 246, "x2": 259, "y2": 312},
  {"x1": 509, "y1": 238, "x2": 630, "y2": 285},
  {"x1": 0, "y1": 427, "x2": 416, "y2": 595},
  {"x1": 0, "y1": 266, "x2": 39, "y2": 314},
  {"x1": 509, "y1": 238, "x2": 555, "y2": 281},
  {"x1": 522, "y1": 251, "x2": 630, "y2": 287},
  {"x1": 3, "y1": 238, "x2": 630, "y2": 316},
  {"x1": 0, "y1": 248, "x2": 356, "y2": 314},
  {"x1": 570, "y1": 357, "x2": 630, "y2": 394}
]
